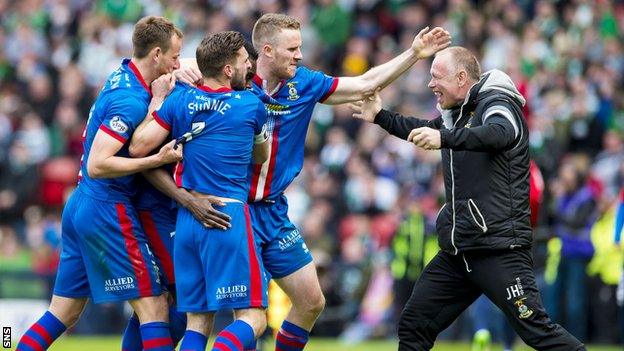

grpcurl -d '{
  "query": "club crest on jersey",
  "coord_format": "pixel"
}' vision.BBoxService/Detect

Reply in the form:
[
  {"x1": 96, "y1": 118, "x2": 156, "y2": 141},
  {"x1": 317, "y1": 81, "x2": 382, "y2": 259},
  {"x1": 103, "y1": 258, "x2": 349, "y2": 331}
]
[
  {"x1": 287, "y1": 82, "x2": 299, "y2": 101},
  {"x1": 514, "y1": 297, "x2": 533, "y2": 319},
  {"x1": 465, "y1": 112, "x2": 475, "y2": 128},
  {"x1": 109, "y1": 116, "x2": 128, "y2": 133}
]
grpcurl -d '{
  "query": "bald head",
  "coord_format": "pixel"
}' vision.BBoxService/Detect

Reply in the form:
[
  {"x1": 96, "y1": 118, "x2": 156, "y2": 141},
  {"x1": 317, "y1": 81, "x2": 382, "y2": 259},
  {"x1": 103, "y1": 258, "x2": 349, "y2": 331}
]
[{"x1": 436, "y1": 47, "x2": 481, "y2": 82}]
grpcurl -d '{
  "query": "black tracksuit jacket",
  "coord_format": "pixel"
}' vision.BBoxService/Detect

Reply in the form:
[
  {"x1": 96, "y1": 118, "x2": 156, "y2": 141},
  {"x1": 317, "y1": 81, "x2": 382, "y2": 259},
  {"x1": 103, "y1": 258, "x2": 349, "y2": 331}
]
[
  {"x1": 376, "y1": 70, "x2": 585, "y2": 351},
  {"x1": 375, "y1": 70, "x2": 532, "y2": 255}
]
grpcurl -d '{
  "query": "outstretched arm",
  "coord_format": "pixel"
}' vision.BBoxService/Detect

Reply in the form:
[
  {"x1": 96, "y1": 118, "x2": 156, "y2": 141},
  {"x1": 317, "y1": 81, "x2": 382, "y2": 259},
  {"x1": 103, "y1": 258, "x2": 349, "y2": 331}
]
[
  {"x1": 323, "y1": 27, "x2": 451, "y2": 105},
  {"x1": 351, "y1": 89, "x2": 440, "y2": 140}
]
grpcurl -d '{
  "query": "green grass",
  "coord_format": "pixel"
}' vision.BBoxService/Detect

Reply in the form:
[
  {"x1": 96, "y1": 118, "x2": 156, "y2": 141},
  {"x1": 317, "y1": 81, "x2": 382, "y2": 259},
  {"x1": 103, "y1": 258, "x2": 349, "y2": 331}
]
[{"x1": 9, "y1": 336, "x2": 622, "y2": 350}]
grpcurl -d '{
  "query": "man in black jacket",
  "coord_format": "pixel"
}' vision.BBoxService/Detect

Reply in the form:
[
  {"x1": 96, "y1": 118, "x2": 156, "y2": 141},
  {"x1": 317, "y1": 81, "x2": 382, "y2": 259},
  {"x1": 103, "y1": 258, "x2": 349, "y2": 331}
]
[{"x1": 352, "y1": 46, "x2": 585, "y2": 351}]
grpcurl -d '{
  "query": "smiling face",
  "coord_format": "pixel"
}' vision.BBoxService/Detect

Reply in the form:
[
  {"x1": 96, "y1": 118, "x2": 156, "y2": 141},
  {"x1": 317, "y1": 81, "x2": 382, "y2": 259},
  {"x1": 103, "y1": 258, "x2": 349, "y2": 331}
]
[
  {"x1": 267, "y1": 28, "x2": 303, "y2": 79},
  {"x1": 427, "y1": 52, "x2": 467, "y2": 109}
]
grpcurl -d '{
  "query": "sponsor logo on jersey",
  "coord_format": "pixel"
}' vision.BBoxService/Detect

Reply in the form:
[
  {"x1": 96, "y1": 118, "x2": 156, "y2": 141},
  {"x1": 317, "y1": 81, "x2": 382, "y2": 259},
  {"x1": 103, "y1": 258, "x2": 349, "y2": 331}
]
[
  {"x1": 265, "y1": 103, "x2": 291, "y2": 116},
  {"x1": 278, "y1": 229, "x2": 302, "y2": 251},
  {"x1": 104, "y1": 276, "x2": 135, "y2": 292},
  {"x1": 216, "y1": 284, "x2": 248, "y2": 300},
  {"x1": 109, "y1": 116, "x2": 129, "y2": 133}
]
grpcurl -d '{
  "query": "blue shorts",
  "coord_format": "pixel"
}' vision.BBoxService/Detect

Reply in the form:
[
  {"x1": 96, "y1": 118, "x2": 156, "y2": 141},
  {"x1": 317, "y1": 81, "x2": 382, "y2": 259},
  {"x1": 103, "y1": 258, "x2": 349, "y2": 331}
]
[
  {"x1": 53, "y1": 188, "x2": 162, "y2": 303},
  {"x1": 137, "y1": 207, "x2": 177, "y2": 289},
  {"x1": 248, "y1": 194, "x2": 313, "y2": 279},
  {"x1": 174, "y1": 203, "x2": 267, "y2": 312}
]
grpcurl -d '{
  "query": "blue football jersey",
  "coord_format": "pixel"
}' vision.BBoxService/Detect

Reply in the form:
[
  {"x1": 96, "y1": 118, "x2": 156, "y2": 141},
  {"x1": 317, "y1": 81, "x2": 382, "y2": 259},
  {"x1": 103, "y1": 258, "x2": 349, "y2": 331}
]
[
  {"x1": 247, "y1": 66, "x2": 338, "y2": 201},
  {"x1": 133, "y1": 170, "x2": 175, "y2": 211},
  {"x1": 153, "y1": 84, "x2": 267, "y2": 202},
  {"x1": 78, "y1": 59, "x2": 151, "y2": 201},
  {"x1": 134, "y1": 83, "x2": 195, "y2": 211}
]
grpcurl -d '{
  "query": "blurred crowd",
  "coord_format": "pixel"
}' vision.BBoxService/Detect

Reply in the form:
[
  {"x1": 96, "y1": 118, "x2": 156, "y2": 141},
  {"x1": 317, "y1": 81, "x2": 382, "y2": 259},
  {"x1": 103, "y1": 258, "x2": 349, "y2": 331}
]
[{"x1": 0, "y1": 0, "x2": 623, "y2": 345}]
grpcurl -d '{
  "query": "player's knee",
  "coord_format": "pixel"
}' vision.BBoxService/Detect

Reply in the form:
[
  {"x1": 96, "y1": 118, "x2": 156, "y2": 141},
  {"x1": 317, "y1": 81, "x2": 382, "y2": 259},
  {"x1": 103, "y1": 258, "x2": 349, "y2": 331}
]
[
  {"x1": 306, "y1": 291, "x2": 325, "y2": 317},
  {"x1": 132, "y1": 294, "x2": 170, "y2": 322},
  {"x1": 48, "y1": 297, "x2": 86, "y2": 328},
  {"x1": 236, "y1": 309, "x2": 267, "y2": 337},
  {"x1": 252, "y1": 315, "x2": 267, "y2": 336}
]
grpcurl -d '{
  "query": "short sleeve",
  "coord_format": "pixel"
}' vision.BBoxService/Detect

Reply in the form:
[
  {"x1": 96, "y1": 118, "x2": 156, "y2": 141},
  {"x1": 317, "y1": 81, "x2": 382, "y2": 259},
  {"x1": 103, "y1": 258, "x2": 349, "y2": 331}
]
[
  {"x1": 301, "y1": 67, "x2": 338, "y2": 103},
  {"x1": 153, "y1": 85, "x2": 187, "y2": 132},
  {"x1": 99, "y1": 95, "x2": 146, "y2": 143}
]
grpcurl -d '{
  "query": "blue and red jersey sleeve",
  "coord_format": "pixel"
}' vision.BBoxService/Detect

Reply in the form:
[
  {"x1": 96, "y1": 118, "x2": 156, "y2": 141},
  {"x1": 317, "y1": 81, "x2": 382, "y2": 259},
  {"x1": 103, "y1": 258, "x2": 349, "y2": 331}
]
[
  {"x1": 299, "y1": 67, "x2": 338, "y2": 103},
  {"x1": 153, "y1": 85, "x2": 187, "y2": 133},
  {"x1": 99, "y1": 96, "x2": 146, "y2": 143}
]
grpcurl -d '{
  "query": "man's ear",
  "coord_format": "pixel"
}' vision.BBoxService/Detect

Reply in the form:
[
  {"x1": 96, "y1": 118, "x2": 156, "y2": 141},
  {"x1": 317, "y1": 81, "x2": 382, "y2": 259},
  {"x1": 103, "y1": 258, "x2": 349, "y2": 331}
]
[
  {"x1": 457, "y1": 70, "x2": 468, "y2": 87},
  {"x1": 223, "y1": 64, "x2": 233, "y2": 79},
  {"x1": 262, "y1": 43, "x2": 273, "y2": 58},
  {"x1": 149, "y1": 46, "x2": 162, "y2": 63}
]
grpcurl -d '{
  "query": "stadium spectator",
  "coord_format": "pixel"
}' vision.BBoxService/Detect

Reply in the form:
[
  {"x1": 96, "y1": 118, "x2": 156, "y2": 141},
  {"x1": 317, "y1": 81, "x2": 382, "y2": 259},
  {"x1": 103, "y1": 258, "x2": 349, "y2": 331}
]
[
  {"x1": 1, "y1": 0, "x2": 623, "y2": 346},
  {"x1": 546, "y1": 156, "x2": 598, "y2": 342}
]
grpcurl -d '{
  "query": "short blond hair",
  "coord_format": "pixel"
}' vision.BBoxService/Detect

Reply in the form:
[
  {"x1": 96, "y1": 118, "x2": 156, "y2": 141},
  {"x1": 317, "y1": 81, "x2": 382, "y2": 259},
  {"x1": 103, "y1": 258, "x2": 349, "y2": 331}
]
[{"x1": 252, "y1": 13, "x2": 300, "y2": 49}]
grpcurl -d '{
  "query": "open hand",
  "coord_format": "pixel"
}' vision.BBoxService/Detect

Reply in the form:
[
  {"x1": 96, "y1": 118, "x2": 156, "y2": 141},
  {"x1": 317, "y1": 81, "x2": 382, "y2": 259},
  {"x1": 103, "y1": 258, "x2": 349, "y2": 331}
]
[
  {"x1": 412, "y1": 27, "x2": 452, "y2": 60},
  {"x1": 350, "y1": 88, "x2": 382, "y2": 123},
  {"x1": 184, "y1": 193, "x2": 232, "y2": 230}
]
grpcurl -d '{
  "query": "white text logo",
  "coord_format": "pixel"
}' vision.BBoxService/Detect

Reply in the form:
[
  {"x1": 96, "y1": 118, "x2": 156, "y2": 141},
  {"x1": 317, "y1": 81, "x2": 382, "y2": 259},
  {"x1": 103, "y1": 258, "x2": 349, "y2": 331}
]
[
  {"x1": 216, "y1": 285, "x2": 248, "y2": 300},
  {"x1": 104, "y1": 276, "x2": 135, "y2": 292}
]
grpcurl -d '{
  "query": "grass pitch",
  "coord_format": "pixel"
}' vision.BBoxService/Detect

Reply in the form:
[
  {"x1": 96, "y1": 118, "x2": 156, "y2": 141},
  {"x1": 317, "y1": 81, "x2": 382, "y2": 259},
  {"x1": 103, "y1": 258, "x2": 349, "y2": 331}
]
[{"x1": 8, "y1": 336, "x2": 621, "y2": 350}]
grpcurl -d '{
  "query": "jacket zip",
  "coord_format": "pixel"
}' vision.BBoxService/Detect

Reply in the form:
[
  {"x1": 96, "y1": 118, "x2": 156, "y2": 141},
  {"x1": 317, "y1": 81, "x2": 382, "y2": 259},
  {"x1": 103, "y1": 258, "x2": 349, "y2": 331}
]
[
  {"x1": 449, "y1": 89, "x2": 474, "y2": 255},
  {"x1": 450, "y1": 150, "x2": 458, "y2": 255}
]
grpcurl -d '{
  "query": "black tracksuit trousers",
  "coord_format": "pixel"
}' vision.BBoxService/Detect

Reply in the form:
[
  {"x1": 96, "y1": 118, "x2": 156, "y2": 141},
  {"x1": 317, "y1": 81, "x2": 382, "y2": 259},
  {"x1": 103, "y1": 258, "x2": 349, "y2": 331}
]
[{"x1": 398, "y1": 249, "x2": 586, "y2": 351}]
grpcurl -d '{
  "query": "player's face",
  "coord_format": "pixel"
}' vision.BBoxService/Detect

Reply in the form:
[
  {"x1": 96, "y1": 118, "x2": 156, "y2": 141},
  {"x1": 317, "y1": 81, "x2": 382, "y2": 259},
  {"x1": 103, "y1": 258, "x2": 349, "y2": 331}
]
[
  {"x1": 428, "y1": 53, "x2": 464, "y2": 109},
  {"x1": 231, "y1": 47, "x2": 251, "y2": 90},
  {"x1": 270, "y1": 29, "x2": 302, "y2": 79},
  {"x1": 156, "y1": 35, "x2": 182, "y2": 75},
  {"x1": 245, "y1": 57, "x2": 257, "y2": 88}
]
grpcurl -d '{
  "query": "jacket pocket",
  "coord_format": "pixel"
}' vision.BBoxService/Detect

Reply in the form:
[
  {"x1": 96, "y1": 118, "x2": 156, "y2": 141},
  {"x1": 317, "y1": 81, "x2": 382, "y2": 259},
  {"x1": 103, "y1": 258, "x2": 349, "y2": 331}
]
[
  {"x1": 454, "y1": 199, "x2": 489, "y2": 235},
  {"x1": 467, "y1": 199, "x2": 488, "y2": 233},
  {"x1": 435, "y1": 202, "x2": 447, "y2": 220}
]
